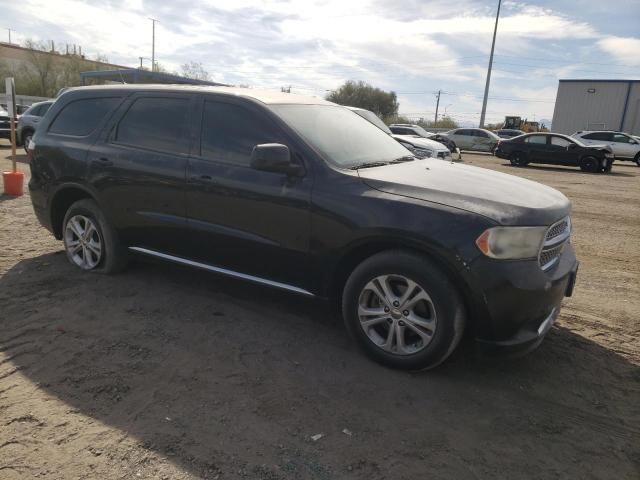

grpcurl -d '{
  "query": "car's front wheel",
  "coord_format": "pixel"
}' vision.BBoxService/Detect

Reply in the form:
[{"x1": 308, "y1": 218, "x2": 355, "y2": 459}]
[
  {"x1": 342, "y1": 251, "x2": 465, "y2": 370},
  {"x1": 634, "y1": 152, "x2": 640, "y2": 167},
  {"x1": 579, "y1": 156, "x2": 600, "y2": 173},
  {"x1": 63, "y1": 199, "x2": 128, "y2": 273},
  {"x1": 21, "y1": 130, "x2": 33, "y2": 153}
]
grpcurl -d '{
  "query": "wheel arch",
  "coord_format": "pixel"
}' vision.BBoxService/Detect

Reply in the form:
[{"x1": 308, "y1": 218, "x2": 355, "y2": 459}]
[
  {"x1": 49, "y1": 184, "x2": 98, "y2": 239},
  {"x1": 329, "y1": 238, "x2": 478, "y2": 331}
]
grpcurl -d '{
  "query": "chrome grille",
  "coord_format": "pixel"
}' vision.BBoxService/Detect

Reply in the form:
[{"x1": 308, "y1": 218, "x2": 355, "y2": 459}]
[{"x1": 539, "y1": 217, "x2": 571, "y2": 270}]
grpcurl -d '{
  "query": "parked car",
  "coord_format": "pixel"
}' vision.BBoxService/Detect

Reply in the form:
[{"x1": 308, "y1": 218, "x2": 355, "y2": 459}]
[
  {"x1": 495, "y1": 129, "x2": 525, "y2": 139},
  {"x1": 388, "y1": 123, "x2": 461, "y2": 159},
  {"x1": 393, "y1": 134, "x2": 452, "y2": 160},
  {"x1": 494, "y1": 133, "x2": 614, "y2": 172},
  {"x1": 571, "y1": 130, "x2": 640, "y2": 166},
  {"x1": 17, "y1": 100, "x2": 54, "y2": 152},
  {"x1": 1, "y1": 103, "x2": 29, "y2": 145},
  {"x1": 443, "y1": 128, "x2": 500, "y2": 152},
  {"x1": 29, "y1": 85, "x2": 578, "y2": 370},
  {"x1": 349, "y1": 109, "x2": 451, "y2": 160}
]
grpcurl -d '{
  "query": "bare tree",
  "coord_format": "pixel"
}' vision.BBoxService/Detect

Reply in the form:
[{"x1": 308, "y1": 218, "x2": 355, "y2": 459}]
[
  {"x1": 23, "y1": 39, "x2": 58, "y2": 96},
  {"x1": 180, "y1": 61, "x2": 210, "y2": 81}
]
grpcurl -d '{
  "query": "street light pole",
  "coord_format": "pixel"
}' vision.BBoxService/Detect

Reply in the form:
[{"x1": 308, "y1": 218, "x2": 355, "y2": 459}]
[
  {"x1": 434, "y1": 90, "x2": 441, "y2": 126},
  {"x1": 479, "y1": 0, "x2": 501, "y2": 128},
  {"x1": 149, "y1": 17, "x2": 158, "y2": 72}
]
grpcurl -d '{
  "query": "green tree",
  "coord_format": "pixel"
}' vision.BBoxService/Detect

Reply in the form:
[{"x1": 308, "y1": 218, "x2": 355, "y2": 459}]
[
  {"x1": 181, "y1": 61, "x2": 209, "y2": 81},
  {"x1": 326, "y1": 80, "x2": 399, "y2": 122},
  {"x1": 417, "y1": 116, "x2": 459, "y2": 129}
]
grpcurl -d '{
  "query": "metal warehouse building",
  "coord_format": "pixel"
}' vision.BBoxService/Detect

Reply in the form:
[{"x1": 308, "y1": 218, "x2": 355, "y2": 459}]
[{"x1": 551, "y1": 79, "x2": 640, "y2": 135}]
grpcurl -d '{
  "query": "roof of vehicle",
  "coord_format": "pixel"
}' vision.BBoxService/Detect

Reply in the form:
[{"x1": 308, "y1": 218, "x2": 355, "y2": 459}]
[
  {"x1": 389, "y1": 124, "x2": 420, "y2": 127},
  {"x1": 57, "y1": 84, "x2": 334, "y2": 106},
  {"x1": 497, "y1": 129, "x2": 524, "y2": 132},
  {"x1": 573, "y1": 130, "x2": 626, "y2": 134}
]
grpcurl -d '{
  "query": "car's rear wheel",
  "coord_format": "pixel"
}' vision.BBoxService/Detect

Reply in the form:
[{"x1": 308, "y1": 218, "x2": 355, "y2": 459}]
[
  {"x1": 579, "y1": 156, "x2": 600, "y2": 173},
  {"x1": 63, "y1": 199, "x2": 128, "y2": 273},
  {"x1": 634, "y1": 152, "x2": 640, "y2": 167},
  {"x1": 510, "y1": 151, "x2": 527, "y2": 166},
  {"x1": 342, "y1": 251, "x2": 465, "y2": 370}
]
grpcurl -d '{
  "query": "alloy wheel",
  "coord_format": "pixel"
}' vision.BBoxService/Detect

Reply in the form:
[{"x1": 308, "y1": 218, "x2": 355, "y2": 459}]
[
  {"x1": 357, "y1": 274, "x2": 437, "y2": 355},
  {"x1": 64, "y1": 215, "x2": 103, "y2": 270}
]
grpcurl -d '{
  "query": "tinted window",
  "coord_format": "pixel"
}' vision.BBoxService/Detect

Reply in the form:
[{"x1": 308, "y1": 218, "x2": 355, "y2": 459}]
[
  {"x1": 583, "y1": 132, "x2": 611, "y2": 141},
  {"x1": 474, "y1": 130, "x2": 489, "y2": 138},
  {"x1": 457, "y1": 129, "x2": 471, "y2": 136},
  {"x1": 49, "y1": 97, "x2": 120, "y2": 136},
  {"x1": 200, "y1": 101, "x2": 284, "y2": 166},
  {"x1": 526, "y1": 135, "x2": 547, "y2": 144},
  {"x1": 551, "y1": 136, "x2": 571, "y2": 147},
  {"x1": 39, "y1": 103, "x2": 52, "y2": 116},
  {"x1": 612, "y1": 133, "x2": 632, "y2": 143},
  {"x1": 115, "y1": 97, "x2": 189, "y2": 154}
]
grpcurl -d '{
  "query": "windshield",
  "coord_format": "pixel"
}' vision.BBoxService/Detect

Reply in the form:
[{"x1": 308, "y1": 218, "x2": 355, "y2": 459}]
[
  {"x1": 351, "y1": 108, "x2": 392, "y2": 135},
  {"x1": 272, "y1": 104, "x2": 411, "y2": 168}
]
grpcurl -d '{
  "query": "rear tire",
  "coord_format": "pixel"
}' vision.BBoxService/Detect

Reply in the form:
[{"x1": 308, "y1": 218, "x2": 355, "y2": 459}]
[
  {"x1": 579, "y1": 156, "x2": 600, "y2": 173},
  {"x1": 342, "y1": 251, "x2": 465, "y2": 370},
  {"x1": 21, "y1": 130, "x2": 34, "y2": 153},
  {"x1": 62, "y1": 199, "x2": 128, "y2": 274},
  {"x1": 510, "y1": 151, "x2": 527, "y2": 167},
  {"x1": 634, "y1": 153, "x2": 640, "y2": 167}
]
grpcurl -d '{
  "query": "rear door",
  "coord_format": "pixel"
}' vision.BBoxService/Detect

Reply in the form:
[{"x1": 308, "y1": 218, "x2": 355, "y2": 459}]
[
  {"x1": 185, "y1": 95, "x2": 312, "y2": 290},
  {"x1": 452, "y1": 129, "x2": 472, "y2": 149},
  {"x1": 88, "y1": 92, "x2": 197, "y2": 256},
  {"x1": 524, "y1": 134, "x2": 549, "y2": 162}
]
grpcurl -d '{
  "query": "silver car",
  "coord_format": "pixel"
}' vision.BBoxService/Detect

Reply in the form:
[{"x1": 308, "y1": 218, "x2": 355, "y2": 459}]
[
  {"x1": 443, "y1": 128, "x2": 500, "y2": 152},
  {"x1": 571, "y1": 130, "x2": 640, "y2": 166},
  {"x1": 17, "y1": 101, "x2": 54, "y2": 152}
]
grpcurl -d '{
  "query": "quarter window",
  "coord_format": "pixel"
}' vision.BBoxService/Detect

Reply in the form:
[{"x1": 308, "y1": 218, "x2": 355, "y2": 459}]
[
  {"x1": 200, "y1": 101, "x2": 284, "y2": 166},
  {"x1": 583, "y1": 132, "x2": 611, "y2": 141},
  {"x1": 49, "y1": 97, "x2": 121, "y2": 136},
  {"x1": 115, "y1": 97, "x2": 189, "y2": 154}
]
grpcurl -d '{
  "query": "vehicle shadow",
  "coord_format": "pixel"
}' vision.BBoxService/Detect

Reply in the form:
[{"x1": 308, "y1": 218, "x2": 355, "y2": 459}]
[
  {"x1": 500, "y1": 163, "x2": 637, "y2": 177},
  {"x1": 1, "y1": 253, "x2": 639, "y2": 479}
]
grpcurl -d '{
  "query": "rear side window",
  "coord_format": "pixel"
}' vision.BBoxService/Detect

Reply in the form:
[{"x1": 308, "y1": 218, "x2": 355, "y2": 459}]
[
  {"x1": 200, "y1": 101, "x2": 284, "y2": 167},
  {"x1": 115, "y1": 97, "x2": 189, "y2": 154},
  {"x1": 49, "y1": 97, "x2": 120, "y2": 136},
  {"x1": 526, "y1": 135, "x2": 547, "y2": 144},
  {"x1": 583, "y1": 132, "x2": 611, "y2": 141}
]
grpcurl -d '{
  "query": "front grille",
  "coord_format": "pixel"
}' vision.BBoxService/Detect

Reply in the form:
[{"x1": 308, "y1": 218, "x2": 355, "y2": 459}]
[{"x1": 539, "y1": 217, "x2": 571, "y2": 270}]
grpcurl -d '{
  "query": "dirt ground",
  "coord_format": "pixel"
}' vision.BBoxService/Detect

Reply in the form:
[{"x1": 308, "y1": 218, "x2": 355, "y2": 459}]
[{"x1": 1, "y1": 144, "x2": 639, "y2": 480}]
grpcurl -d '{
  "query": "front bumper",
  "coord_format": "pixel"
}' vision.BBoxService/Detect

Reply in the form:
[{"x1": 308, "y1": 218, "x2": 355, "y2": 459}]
[{"x1": 463, "y1": 244, "x2": 578, "y2": 348}]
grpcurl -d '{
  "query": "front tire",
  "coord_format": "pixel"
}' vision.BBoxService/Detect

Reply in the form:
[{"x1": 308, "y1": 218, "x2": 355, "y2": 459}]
[
  {"x1": 579, "y1": 156, "x2": 600, "y2": 173},
  {"x1": 21, "y1": 130, "x2": 33, "y2": 153},
  {"x1": 62, "y1": 199, "x2": 128, "y2": 273},
  {"x1": 634, "y1": 153, "x2": 640, "y2": 167},
  {"x1": 342, "y1": 251, "x2": 465, "y2": 370}
]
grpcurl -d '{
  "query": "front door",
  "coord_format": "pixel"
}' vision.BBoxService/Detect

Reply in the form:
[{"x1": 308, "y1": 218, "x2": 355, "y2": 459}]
[
  {"x1": 88, "y1": 93, "x2": 196, "y2": 256},
  {"x1": 548, "y1": 135, "x2": 578, "y2": 165},
  {"x1": 185, "y1": 96, "x2": 312, "y2": 291}
]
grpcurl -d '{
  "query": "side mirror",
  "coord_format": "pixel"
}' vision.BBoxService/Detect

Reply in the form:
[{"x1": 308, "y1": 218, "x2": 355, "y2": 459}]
[
  {"x1": 567, "y1": 143, "x2": 577, "y2": 150},
  {"x1": 250, "y1": 143, "x2": 303, "y2": 176}
]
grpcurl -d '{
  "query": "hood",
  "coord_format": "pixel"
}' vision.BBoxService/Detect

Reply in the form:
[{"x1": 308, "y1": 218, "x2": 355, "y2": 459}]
[
  {"x1": 357, "y1": 160, "x2": 570, "y2": 225},
  {"x1": 392, "y1": 135, "x2": 449, "y2": 151}
]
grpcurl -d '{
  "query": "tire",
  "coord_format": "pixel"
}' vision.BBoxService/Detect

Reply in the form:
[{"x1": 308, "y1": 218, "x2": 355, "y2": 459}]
[
  {"x1": 62, "y1": 199, "x2": 128, "y2": 274},
  {"x1": 604, "y1": 160, "x2": 613, "y2": 173},
  {"x1": 342, "y1": 251, "x2": 466, "y2": 370},
  {"x1": 635, "y1": 153, "x2": 640, "y2": 167},
  {"x1": 21, "y1": 130, "x2": 34, "y2": 153},
  {"x1": 579, "y1": 156, "x2": 600, "y2": 173},
  {"x1": 510, "y1": 151, "x2": 527, "y2": 167}
]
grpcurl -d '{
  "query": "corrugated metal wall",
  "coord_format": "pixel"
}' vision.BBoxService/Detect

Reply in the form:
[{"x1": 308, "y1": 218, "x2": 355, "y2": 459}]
[{"x1": 551, "y1": 81, "x2": 640, "y2": 135}]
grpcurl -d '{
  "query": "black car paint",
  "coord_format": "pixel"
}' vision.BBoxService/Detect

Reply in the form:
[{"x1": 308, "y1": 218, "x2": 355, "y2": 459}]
[
  {"x1": 29, "y1": 85, "x2": 578, "y2": 348},
  {"x1": 495, "y1": 133, "x2": 612, "y2": 168}
]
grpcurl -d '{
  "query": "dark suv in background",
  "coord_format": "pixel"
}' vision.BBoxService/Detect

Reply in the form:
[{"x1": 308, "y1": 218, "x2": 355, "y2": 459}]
[{"x1": 29, "y1": 85, "x2": 578, "y2": 370}]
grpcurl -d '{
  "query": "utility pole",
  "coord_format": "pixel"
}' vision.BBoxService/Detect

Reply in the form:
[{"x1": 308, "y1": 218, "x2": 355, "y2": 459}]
[
  {"x1": 7, "y1": 28, "x2": 13, "y2": 44},
  {"x1": 479, "y1": 0, "x2": 501, "y2": 128},
  {"x1": 434, "y1": 90, "x2": 441, "y2": 126},
  {"x1": 139, "y1": 57, "x2": 144, "y2": 69},
  {"x1": 149, "y1": 18, "x2": 158, "y2": 72}
]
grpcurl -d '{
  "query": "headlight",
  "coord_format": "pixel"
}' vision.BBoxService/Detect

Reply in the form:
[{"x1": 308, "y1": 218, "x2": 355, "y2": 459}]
[
  {"x1": 476, "y1": 226, "x2": 547, "y2": 259},
  {"x1": 414, "y1": 148, "x2": 432, "y2": 158}
]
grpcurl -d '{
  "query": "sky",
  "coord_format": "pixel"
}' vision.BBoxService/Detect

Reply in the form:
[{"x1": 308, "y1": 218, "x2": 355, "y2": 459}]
[{"x1": 3, "y1": 0, "x2": 640, "y2": 126}]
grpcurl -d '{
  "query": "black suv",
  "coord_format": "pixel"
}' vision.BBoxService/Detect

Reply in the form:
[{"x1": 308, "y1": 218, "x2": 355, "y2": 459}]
[
  {"x1": 494, "y1": 133, "x2": 614, "y2": 172},
  {"x1": 29, "y1": 85, "x2": 578, "y2": 370}
]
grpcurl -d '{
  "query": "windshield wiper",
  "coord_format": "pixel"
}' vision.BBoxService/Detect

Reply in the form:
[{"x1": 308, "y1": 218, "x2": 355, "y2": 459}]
[
  {"x1": 389, "y1": 155, "x2": 416, "y2": 163},
  {"x1": 350, "y1": 161, "x2": 390, "y2": 170}
]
